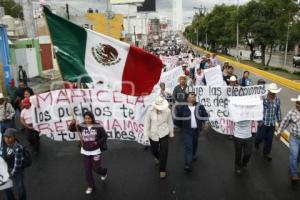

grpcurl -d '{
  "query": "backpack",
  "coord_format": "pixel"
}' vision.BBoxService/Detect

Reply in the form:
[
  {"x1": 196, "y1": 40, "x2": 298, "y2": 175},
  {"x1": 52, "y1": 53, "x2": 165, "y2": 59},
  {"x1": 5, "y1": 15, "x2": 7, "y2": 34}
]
[{"x1": 22, "y1": 147, "x2": 32, "y2": 168}]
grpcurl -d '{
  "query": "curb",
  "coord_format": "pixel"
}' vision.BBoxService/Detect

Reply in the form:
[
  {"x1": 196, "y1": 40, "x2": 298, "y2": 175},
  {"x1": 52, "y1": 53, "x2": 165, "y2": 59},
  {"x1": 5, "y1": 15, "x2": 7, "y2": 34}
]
[{"x1": 190, "y1": 44, "x2": 300, "y2": 92}]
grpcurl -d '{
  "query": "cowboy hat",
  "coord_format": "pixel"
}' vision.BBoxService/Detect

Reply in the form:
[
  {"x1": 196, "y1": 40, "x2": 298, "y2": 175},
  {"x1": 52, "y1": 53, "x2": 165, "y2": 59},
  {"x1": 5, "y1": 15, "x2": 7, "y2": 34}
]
[
  {"x1": 291, "y1": 95, "x2": 300, "y2": 102},
  {"x1": 152, "y1": 96, "x2": 169, "y2": 111},
  {"x1": 268, "y1": 83, "x2": 282, "y2": 94},
  {"x1": 177, "y1": 74, "x2": 189, "y2": 82},
  {"x1": 229, "y1": 76, "x2": 237, "y2": 82}
]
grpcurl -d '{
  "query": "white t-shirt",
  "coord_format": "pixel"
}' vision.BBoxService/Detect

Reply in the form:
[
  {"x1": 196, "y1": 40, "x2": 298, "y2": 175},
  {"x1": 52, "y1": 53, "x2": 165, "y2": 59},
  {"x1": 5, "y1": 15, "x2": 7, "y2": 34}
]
[
  {"x1": 234, "y1": 120, "x2": 252, "y2": 139},
  {"x1": 188, "y1": 106, "x2": 197, "y2": 128},
  {"x1": 195, "y1": 72, "x2": 204, "y2": 86},
  {"x1": 20, "y1": 108, "x2": 32, "y2": 125}
]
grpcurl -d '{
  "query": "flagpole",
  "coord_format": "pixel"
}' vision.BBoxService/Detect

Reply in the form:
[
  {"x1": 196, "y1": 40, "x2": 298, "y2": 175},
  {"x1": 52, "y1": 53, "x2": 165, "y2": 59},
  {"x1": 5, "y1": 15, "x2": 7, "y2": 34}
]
[{"x1": 42, "y1": 6, "x2": 83, "y2": 144}]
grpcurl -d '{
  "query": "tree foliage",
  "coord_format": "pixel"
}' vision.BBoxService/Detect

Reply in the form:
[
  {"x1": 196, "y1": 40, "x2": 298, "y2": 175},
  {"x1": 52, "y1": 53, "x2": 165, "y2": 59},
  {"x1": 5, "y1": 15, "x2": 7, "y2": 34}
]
[
  {"x1": 0, "y1": 0, "x2": 23, "y2": 19},
  {"x1": 184, "y1": 0, "x2": 300, "y2": 66}
]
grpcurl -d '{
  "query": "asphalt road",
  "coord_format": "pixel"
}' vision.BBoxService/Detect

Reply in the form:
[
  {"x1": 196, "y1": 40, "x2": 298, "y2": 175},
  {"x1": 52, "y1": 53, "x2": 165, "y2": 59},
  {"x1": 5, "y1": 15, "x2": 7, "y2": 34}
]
[
  {"x1": 0, "y1": 127, "x2": 299, "y2": 200},
  {"x1": 228, "y1": 48, "x2": 298, "y2": 71},
  {"x1": 1, "y1": 40, "x2": 300, "y2": 200}
]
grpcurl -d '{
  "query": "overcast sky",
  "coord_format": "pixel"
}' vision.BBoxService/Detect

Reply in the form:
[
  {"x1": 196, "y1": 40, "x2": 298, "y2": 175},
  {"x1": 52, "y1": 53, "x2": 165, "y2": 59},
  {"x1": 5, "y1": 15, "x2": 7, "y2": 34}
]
[{"x1": 35, "y1": 0, "x2": 251, "y2": 22}]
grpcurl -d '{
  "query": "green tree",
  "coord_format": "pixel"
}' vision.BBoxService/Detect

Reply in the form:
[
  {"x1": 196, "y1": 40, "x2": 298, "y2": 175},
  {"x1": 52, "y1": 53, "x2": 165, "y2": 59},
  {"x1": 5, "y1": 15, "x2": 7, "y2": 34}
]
[
  {"x1": 239, "y1": 0, "x2": 299, "y2": 65},
  {"x1": 0, "y1": 0, "x2": 23, "y2": 19}
]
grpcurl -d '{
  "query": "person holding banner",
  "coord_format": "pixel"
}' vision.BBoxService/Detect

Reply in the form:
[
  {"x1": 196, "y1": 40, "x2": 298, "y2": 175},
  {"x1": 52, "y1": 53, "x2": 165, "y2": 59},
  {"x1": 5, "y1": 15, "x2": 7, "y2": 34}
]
[
  {"x1": 144, "y1": 96, "x2": 174, "y2": 179},
  {"x1": 255, "y1": 83, "x2": 282, "y2": 161},
  {"x1": 0, "y1": 128, "x2": 27, "y2": 200},
  {"x1": 276, "y1": 95, "x2": 300, "y2": 181},
  {"x1": 69, "y1": 111, "x2": 108, "y2": 195},
  {"x1": 20, "y1": 98, "x2": 40, "y2": 154},
  {"x1": 177, "y1": 93, "x2": 209, "y2": 173},
  {"x1": 233, "y1": 120, "x2": 253, "y2": 175}
]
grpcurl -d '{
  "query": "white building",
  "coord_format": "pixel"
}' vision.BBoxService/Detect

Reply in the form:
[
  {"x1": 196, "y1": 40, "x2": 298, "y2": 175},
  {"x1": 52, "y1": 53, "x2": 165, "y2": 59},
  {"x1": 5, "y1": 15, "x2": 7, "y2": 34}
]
[{"x1": 172, "y1": 0, "x2": 182, "y2": 31}]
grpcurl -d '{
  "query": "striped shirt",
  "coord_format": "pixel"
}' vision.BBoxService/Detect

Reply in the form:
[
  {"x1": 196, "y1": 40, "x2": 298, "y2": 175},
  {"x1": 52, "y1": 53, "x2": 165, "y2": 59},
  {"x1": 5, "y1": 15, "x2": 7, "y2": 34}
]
[
  {"x1": 278, "y1": 109, "x2": 300, "y2": 138},
  {"x1": 263, "y1": 96, "x2": 281, "y2": 126}
]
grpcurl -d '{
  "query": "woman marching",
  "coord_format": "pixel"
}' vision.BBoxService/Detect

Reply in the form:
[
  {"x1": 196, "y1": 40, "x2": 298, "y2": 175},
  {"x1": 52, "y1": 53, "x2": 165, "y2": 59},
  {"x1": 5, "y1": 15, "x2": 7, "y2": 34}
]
[
  {"x1": 144, "y1": 96, "x2": 174, "y2": 179},
  {"x1": 69, "y1": 111, "x2": 108, "y2": 195}
]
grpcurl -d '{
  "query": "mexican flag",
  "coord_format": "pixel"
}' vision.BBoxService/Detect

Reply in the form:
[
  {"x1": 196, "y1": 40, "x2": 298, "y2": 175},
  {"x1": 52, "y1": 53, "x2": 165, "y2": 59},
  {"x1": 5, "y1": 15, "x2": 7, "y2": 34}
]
[{"x1": 43, "y1": 6, "x2": 162, "y2": 96}]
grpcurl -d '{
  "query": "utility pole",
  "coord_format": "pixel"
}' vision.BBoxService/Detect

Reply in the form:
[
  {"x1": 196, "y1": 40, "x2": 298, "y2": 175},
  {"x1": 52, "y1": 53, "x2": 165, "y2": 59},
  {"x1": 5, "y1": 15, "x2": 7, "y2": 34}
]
[
  {"x1": 134, "y1": 25, "x2": 137, "y2": 46},
  {"x1": 205, "y1": 31, "x2": 208, "y2": 51},
  {"x1": 66, "y1": 3, "x2": 70, "y2": 20},
  {"x1": 236, "y1": 0, "x2": 240, "y2": 61},
  {"x1": 284, "y1": 19, "x2": 291, "y2": 68},
  {"x1": 22, "y1": 0, "x2": 36, "y2": 38},
  {"x1": 105, "y1": 0, "x2": 112, "y2": 37}
]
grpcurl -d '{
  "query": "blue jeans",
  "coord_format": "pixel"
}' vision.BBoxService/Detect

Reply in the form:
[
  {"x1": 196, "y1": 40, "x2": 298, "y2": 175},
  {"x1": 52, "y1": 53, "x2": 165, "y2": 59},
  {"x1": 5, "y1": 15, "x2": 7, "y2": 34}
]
[
  {"x1": 289, "y1": 135, "x2": 300, "y2": 177},
  {"x1": 5, "y1": 172, "x2": 27, "y2": 200},
  {"x1": 183, "y1": 128, "x2": 199, "y2": 167}
]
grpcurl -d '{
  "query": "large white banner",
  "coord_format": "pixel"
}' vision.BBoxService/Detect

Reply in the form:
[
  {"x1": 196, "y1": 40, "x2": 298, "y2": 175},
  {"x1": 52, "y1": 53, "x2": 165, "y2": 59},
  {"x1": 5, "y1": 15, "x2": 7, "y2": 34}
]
[
  {"x1": 31, "y1": 89, "x2": 154, "y2": 144},
  {"x1": 192, "y1": 85, "x2": 268, "y2": 135},
  {"x1": 0, "y1": 157, "x2": 13, "y2": 191},
  {"x1": 228, "y1": 96, "x2": 263, "y2": 122},
  {"x1": 153, "y1": 67, "x2": 183, "y2": 93},
  {"x1": 203, "y1": 65, "x2": 225, "y2": 86}
]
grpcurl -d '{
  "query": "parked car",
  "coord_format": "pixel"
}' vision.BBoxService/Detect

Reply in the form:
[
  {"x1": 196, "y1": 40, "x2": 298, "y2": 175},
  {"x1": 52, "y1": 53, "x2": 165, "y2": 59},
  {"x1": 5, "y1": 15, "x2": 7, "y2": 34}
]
[
  {"x1": 253, "y1": 50, "x2": 262, "y2": 59},
  {"x1": 293, "y1": 54, "x2": 300, "y2": 67}
]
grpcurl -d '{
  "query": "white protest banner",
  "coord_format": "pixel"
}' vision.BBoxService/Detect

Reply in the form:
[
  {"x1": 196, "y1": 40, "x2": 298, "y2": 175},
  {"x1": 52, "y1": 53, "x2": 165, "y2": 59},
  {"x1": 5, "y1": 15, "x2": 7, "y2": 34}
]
[
  {"x1": 228, "y1": 96, "x2": 263, "y2": 122},
  {"x1": 203, "y1": 65, "x2": 225, "y2": 86},
  {"x1": 193, "y1": 85, "x2": 268, "y2": 135},
  {"x1": 0, "y1": 157, "x2": 13, "y2": 191},
  {"x1": 154, "y1": 67, "x2": 183, "y2": 93},
  {"x1": 30, "y1": 89, "x2": 155, "y2": 144}
]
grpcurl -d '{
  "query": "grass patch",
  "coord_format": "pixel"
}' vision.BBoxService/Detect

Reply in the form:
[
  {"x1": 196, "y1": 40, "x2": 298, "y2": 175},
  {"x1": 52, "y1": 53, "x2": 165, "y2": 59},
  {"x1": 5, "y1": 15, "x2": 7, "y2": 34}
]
[
  {"x1": 241, "y1": 60, "x2": 300, "y2": 80},
  {"x1": 192, "y1": 45, "x2": 300, "y2": 80}
]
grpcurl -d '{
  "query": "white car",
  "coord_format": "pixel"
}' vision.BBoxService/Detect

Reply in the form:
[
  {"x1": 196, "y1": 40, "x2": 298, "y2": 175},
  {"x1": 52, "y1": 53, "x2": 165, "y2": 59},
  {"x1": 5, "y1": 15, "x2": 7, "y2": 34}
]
[
  {"x1": 293, "y1": 54, "x2": 300, "y2": 67},
  {"x1": 254, "y1": 50, "x2": 262, "y2": 59}
]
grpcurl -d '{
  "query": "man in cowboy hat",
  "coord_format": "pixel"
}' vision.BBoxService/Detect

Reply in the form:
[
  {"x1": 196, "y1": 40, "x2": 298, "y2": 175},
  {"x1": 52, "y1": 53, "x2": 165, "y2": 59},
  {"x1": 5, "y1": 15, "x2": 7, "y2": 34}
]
[
  {"x1": 0, "y1": 93, "x2": 15, "y2": 134},
  {"x1": 144, "y1": 96, "x2": 174, "y2": 179},
  {"x1": 255, "y1": 83, "x2": 282, "y2": 161},
  {"x1": 276, "y1": 95, "x2": 300, "y2": 181}
]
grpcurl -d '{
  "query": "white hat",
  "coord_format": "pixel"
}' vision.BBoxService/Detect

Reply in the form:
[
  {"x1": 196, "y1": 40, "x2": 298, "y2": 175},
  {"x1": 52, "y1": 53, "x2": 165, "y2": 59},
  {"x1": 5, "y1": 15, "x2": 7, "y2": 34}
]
[
  {"x1": 291, "y1": 95, "x2": 300, "y2": 102},
  {"x1": 268, "y1": 83, "x2": 282, "y2": 94},
  {"x1": 177, "y1": 74, "x2": 189, "y2": 82},
  {"x1": 0, "y1": 93, "x2": 3, "y2": 99},
  {"x1": 152, "y1": 96, "x2": 169, "y2": 111},
  {"x1": 229, "y1": 76, "x2": 237, "y2": 82}
]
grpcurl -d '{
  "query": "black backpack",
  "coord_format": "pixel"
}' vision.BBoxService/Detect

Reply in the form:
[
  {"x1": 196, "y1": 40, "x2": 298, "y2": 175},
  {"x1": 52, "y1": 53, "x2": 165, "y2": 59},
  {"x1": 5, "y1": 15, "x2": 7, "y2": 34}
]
[{"x1": 22, "y1": 147, "x2": 32, "y2": 168}]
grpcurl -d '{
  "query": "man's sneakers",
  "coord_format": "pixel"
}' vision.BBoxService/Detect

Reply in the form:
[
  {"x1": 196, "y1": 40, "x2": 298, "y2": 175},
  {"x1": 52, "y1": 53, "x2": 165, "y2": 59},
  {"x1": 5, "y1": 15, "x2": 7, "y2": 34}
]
[
  {"x1": 235, "y1": 169, "x2": 242, "y2": 176},
  {"x1": 85, "y1": 187, "x2": 93, "y2": 195},
  {"x1": 184, "y1": 166, "x2": 192, "y2": 173},
  {"x1": 263, "y1": 155, "x2": 272, "y2": 161},
  {"x1": 101, "y1": 173, "x2": 108, "y2": 181},
  {"x1": 291, "y1": 176, "x2": 300, "y2": 181},
  {"x1": 160, "y1": 172, "x2": 167, "y2": 179}
]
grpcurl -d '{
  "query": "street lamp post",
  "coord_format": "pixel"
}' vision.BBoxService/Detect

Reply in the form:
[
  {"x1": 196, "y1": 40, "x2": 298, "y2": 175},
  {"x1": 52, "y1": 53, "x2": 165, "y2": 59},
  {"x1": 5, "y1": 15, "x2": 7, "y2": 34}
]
[
  {"x1": 284, "y1": 17, "x2": 291, "y2": 69},
  {"x1": 236, "y1": 0, "x2": 240, "y2": 61}
]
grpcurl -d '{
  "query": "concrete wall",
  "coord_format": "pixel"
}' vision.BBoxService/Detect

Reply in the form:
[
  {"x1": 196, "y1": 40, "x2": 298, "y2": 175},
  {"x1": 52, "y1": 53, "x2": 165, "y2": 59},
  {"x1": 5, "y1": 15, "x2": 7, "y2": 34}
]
[{"x1": 10, "y1": 38, "x2": 43, "y2": 78}]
